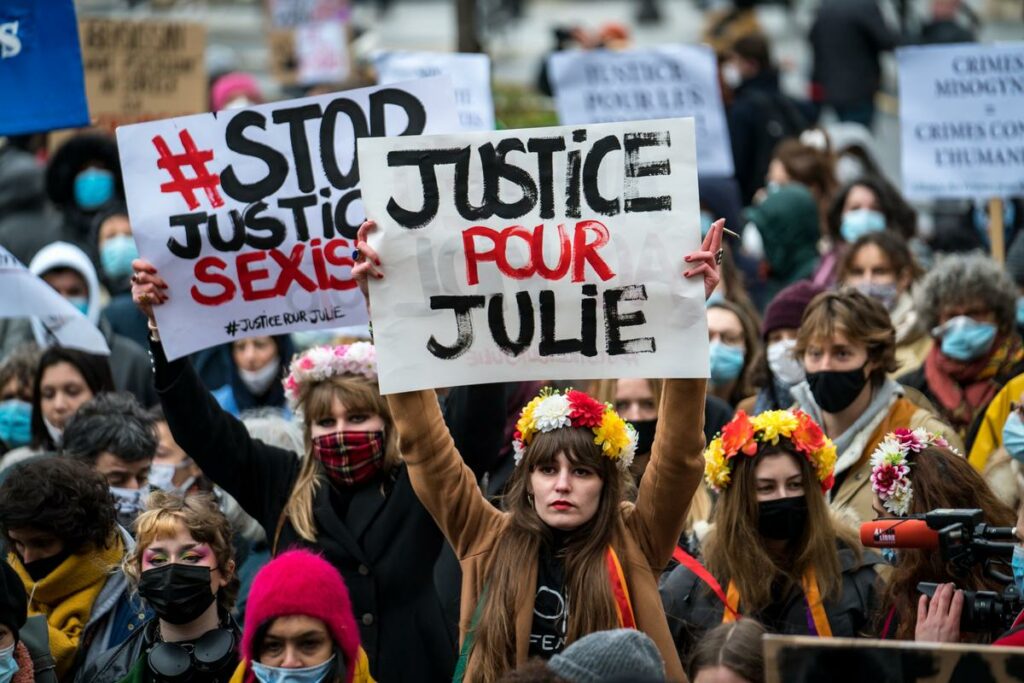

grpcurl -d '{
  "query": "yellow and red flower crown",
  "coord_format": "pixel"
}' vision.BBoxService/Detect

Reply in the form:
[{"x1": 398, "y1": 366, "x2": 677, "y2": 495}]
[
  {"x1": 704, "y1": 410, "x2": 837, "y2": 493},
  {"x1": 513, "y1": 387, "x2": 638, "y2": 472}
]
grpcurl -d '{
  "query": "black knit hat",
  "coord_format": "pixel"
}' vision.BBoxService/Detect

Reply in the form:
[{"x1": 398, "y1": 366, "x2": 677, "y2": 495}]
[
  {"x1": 762, "y1": 280, "x2": 826, "y2": 340},
  {"x1": 1007, "y1": 232, "x2": 1024, "y2": 288},
  {"x1": 0, "y1": 560, "x2": 28, "y2": 641}
]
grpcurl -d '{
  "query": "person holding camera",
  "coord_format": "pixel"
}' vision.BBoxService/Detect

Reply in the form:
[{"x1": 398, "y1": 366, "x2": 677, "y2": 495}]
[
  {"x1": 869, "y1": 430, "x2": 1016, "y2": 641},
  {"x1": 76, "y1": 492, "x2": 241, "y2": 683}
]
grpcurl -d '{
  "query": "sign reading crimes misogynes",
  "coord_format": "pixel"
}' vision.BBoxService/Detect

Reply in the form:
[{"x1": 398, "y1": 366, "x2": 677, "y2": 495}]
[
  {"x1": 359, "y1": 117, "x2": 709, "y2": 394},
  {"x1": 117, "y1": 78, "x2": 459, "y2": 360},
  {"x1": 898, "y1": 43, "x2": 1024, "y2": 199}
]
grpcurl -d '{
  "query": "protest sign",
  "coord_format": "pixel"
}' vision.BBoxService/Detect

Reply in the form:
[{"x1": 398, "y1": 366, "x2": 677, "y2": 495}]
[
  {"x1": 268, "y1": 0, "x2": 347, "y2": 28},
  {"x1": 765, "y1": 635, "x2": 1024, "y2": 683},
  {"x1": 266, "y1": 0, "x2": 350, "y2": 86},
  {"x1": 0, "y1": 248, "x2": 109, "y2": 355},
  {"x1": 78, "y1": 18, "x2": 207, "y2": 131},
  {"x1": 898, "y1": 43, "x2": 1024, "y2": 200},
  {"x1": 547, "y1": 46, "x2": 734, "y2": 177},
  {"x1": 359, "y1": 117, "x2": 708, "y2": 395},
  {"x1": 116, "y1": 78, "x2": 460, "y2": 361},
  {"x1": 295, "y1": 20, "x2": 350, "y2": 86},
  {"x1": 375, "y1": 51, "x2": 495, "y2": 132},
  {"x1": 0, "y1": 0, "x2": 89, "y2": 135}
]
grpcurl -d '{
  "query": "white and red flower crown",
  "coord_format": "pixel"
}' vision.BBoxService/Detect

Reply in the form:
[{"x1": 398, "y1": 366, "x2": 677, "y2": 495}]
[
  {"x1": 283, "y1": 343, "x2": 377, "y2": 407},
  {"x1": 869, "y1": 428, "x2": 957, "y2": 516},
  {"x1": 513, "y1": 387, "x2": 638, "y2": 472}
]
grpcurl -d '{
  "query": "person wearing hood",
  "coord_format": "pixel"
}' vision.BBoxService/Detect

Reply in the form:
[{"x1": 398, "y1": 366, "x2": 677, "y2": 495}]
[
  {"x1": 212, "y1": 336, "x2": 294, "y2": 418},
  {"x1": 26, "y1": 242, "x2": 156, "y2": 408},
  {"x1": 93, "y1": 205, "x2": 148, "y2": 350},
  {"x1": 790, "y1": 289, "x2": 961, "y2": 523},
  {"x1": 0, "y1": 458, "x2": 146, "y2": 681},
  {"x1": 0, "y1": 140, "x2": 63, "y2": 268},
  {"x1": 744, "y1": 184, "x2": 821, "y2": 308},
  {"x1": 44, "y1": 133, "x2": 124, "y2": 265}
]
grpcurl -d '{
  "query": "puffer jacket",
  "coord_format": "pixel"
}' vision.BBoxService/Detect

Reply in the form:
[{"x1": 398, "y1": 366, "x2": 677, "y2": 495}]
[{"x1": 660, "y1": 542, "x2": 882, "y2": 663}]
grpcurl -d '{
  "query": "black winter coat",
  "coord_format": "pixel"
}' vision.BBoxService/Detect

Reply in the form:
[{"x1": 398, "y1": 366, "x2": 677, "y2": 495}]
[
  {"x1": 660, "y1": 543, "x2": 881, "y2": 661},
  {"x1": 151, "y1": 341, "x2": 503, "y2": 682},
  {"x1": 810, "y1": 0, "x2": 898, "y2": 106}
]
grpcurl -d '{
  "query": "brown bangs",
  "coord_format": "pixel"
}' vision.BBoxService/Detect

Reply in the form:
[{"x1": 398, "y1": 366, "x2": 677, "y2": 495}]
[
  {"x1": 521, "y1": 427, "x2": 606, "y2": 474},
  {"x1": 301, "y1": 375, "x2": 386, "y2": 424}
]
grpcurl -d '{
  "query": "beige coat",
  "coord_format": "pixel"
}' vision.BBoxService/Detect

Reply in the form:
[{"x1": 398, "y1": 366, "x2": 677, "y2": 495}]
[{"x1": 387, "y1": 378, "x2": 708, "y2": 682}]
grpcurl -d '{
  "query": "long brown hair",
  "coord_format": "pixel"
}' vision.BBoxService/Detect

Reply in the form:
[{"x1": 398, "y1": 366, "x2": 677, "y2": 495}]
[
  {"x1": 286, "y1": 374, "x2": 399, "y2": 542},
  {"x1": 470, "y1": 427, "x2": 628, "y2": 682},
  {"x1": 877, "y1": 445, "x2": 1015, "y2": 640},
  {"x1": 702, "y1": 446, "x2": 859, "y2": 612}
]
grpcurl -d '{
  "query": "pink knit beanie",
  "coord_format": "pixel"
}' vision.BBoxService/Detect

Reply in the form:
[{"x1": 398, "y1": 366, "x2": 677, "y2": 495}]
[
  {"x1": 211, "y1": 72, "x2": 263, "y2": 112},
  {"x1": 242, "y1": 550, "x2": 360, "y2": 683}
]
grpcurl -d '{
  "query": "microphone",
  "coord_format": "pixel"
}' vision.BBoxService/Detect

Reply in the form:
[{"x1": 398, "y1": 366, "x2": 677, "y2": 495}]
[{"x1": 860, "y1": 519, "x2": 939, "y2": 549}]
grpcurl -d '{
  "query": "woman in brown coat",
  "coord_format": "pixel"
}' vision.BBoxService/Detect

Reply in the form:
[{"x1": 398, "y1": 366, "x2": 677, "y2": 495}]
[{"x1": 352, "y1": 220, "x2": 725, "y2": 682}]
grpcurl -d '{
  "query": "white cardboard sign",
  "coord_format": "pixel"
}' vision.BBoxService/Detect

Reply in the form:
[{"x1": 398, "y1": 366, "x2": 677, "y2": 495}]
[
  {"x1": 116, "y1": 78, "x2": 459, "y2": 360},
  {"x1": 898, "y1": 42, "x2": 1024, "y2": 199},
  {"x1": 547, "y1": 46, "x2": 734, "y2": 177},
  {"x1": 359, "y1": 117, "x2": 710, "y2": 394},
  {"x1": 375, "y1": 51, "x2": 495, "y2": 132}
]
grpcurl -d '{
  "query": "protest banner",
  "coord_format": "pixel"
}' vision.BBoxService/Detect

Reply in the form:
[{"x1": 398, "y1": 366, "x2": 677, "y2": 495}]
[
  {"x1": 0, "y1": 0, "x2": 89, "y2": 135},
  {"x1": 898, "y1": 43, "x2": 1024, "y2": 200},
  {"x1": 765, "y1": 635, "x2": 1024, "y2": 683},
  {"x1": 0, "y1": 247, "x2": 109, "y2": 355},
  {"x1": 547, "y1": 46, "x2": 734, "y2": 177},
  {"x1": 78, "y1": 17, "x2": 207, "y2": 131},
  {"x1": 359, "y1": 117, "x2": 709, "y2": 395},
  {"x1": 116, "y1": 78, "x2": 460, "y2": 361},
  {"x1": 266, "y1": 0, "x2": 350, "y2": 86},
  {"x1": 375, "y1": 51, "x2": 495, "y2": 132}
]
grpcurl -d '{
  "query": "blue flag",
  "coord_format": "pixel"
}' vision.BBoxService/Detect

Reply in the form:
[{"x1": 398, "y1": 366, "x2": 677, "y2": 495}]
[{"x1": 0, "y1": 0, "x2": 89, "y2": 135}]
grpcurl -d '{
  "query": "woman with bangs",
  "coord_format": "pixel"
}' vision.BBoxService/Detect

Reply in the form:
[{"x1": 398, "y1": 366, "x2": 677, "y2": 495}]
[
  {"x1": 130, "y1": 261, "x2": 504, "y2": 681},
  {"x1": 348, "y1": 219, "x2": 726, "y2": 682},
  {"x1": 788, "y1": 289, "x2": 961, "y2": 523},
  {"x1": 660, "y1": 408, "x2": 882, "y2": 663},
  {"x1": 77, "y1": 492, "x2": 241, "y2": 683}
]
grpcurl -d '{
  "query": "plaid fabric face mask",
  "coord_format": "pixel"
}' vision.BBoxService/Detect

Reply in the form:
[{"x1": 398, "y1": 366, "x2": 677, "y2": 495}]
[{"x1": 312, "y1": 430, "x2": 386, "y2": 486}]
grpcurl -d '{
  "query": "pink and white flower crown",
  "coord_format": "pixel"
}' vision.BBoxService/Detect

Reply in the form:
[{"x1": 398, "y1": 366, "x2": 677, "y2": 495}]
[
  {"x1": 283, "y1": 343, "x2": 377, "y2": 407},
  {"x1": 513, "y1": 387, "x2": 638, "y2": 472},
  {"x1": 869, "y1": 428, "x2": 957, "y2": 516}
]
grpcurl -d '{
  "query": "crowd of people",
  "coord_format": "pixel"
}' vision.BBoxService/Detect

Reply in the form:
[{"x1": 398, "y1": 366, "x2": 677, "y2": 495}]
[{"x1": 1, "y1": 1, "x2": 1022, "y2": 682}]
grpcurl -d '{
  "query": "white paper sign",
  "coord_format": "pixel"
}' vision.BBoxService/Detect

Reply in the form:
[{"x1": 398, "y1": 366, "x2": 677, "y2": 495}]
[
  {"x1": 547, "y1": 46, "x2": 734, "y2": 177},
  {"x1": 359, "y1": 117, "x2": 710, "y2": 394},
  {"x1": 116, "y1": 78, "x2": 459, "y2": 361},
  {"x1": 898, "y1": 43, "x2": 1024, "y2": 199},
  {"x1": 375, "y1": 51, "x2": 495, "y2": 132},
  {"x1": 0, "y1": 248, "x2": 109, "y2": 355},
  {"x1": 296, "y1": 19, "x2": 350, "y2": 86}
]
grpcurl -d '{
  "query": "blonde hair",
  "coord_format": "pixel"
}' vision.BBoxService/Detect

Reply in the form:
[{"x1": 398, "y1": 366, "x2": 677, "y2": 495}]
[
  {"x1": 124, "y1": 491, "x2": 239, "y2": 611},
  {"x1": 286, "y1": 374, "x2": 398, "y2": 543}
]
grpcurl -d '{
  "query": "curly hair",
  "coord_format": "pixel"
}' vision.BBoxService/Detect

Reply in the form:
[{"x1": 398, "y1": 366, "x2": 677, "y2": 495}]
[
  {"x1": 0, "y1": 457, "x2": 116, "y2": 553},
  {"x1": 914, "y1": 251, "x2": 1018, "y2": 334}
]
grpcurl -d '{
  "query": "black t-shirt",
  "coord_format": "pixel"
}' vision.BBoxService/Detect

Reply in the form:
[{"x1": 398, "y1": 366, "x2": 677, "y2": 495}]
[{"x1": 529, "y1": 534, "x2": 570, "y2": 658}]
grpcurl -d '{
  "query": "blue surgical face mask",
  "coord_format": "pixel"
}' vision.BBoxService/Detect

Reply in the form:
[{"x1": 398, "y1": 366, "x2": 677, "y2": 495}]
[
  {"x1": 881, "y1": 547, "x2": 898, "y2": 566},
  {"x1": 709, "y1": 340, "x2": 745, "y2": 385},
  {"x1": 73, "y1": 168, "x2": 115, "y2": 210},
  {"x1": 0, "y1": 399, "x2": 32, "y2": 448},
  {"x1": 68, "y1": 296, "x2": 89, "y2": 316},
  {"x1": 0, "y1": 643, "x2": 18, "y2": 683},
  {"x1": 700, "y1": 211, "x2": 714, "y2": 238},
  {"x1": 1016, "y1": 297, "x2": 1024, "y2": 328},
  {"x1": 252, "y1": 656, "x2": 336, "y2": 683},
  {"x1": 1004, "y1": 412, "x2": 1024, "y2": 463},
  {"x1": 1013, "y1": 545, "x2": 1024, "y2": 595},
  {"x1": 934, "y1": 315, "x2": 998, "y2": 362},
  {"x1": 100, "y1": 234, "x2": 138, "y2": 280},
  {"x1": 840, "y1": 208, "x2": 886, "y2": 243}
]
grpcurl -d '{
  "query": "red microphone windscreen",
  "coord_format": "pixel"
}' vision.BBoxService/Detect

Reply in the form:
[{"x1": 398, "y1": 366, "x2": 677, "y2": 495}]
[{"x1": 860, "y1": 519, "x2": 939, "y2": 549}]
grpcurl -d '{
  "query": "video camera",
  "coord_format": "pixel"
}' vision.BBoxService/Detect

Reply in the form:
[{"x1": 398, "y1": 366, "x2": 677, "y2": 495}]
[{"x1": 861, "y1": 509, "x2": 1022, "y2": 634}]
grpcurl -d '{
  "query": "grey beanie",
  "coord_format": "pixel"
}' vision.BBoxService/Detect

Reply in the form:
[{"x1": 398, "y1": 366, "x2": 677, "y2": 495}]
[{"x1": 547, "y1": 629, "x2": 666, "y2": 683}]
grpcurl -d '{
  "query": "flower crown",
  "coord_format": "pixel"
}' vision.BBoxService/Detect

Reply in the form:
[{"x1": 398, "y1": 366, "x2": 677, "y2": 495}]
[
  {"x1": 283, "y1": 343, "x2": 377, "y2": 407},
  {"x1": 704, "y1": 410, "x2": 837, "y2": 493},
  {"x1": 869, "y1": 428, "x2": 957, "y2": 516},
  {"x1": 513, "y1": 388, "x2": 638, "y2": 472}
]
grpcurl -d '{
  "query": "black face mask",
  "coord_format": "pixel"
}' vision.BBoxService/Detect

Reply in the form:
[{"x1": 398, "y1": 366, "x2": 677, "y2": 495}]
[
  {"x1": 631, "y1": 419, "x2": 657, "y2": 456},
  {"x1": 138, "y1": 564, "x2": 217, "y2": 625},
  {"x1": 758, "y1": 495, "x2": 809, "y2": 541},
  {"x1": 806, "y1": 365, "x2": 869, "y2": 413},
  {"x1": 23, "y1": 548, "x2": 73, "y2": 582}
]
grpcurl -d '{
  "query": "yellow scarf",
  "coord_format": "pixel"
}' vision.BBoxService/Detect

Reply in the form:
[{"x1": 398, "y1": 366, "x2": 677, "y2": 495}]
[{"x1": 8, "y1": 535, "x2": 124, "y2": 680}]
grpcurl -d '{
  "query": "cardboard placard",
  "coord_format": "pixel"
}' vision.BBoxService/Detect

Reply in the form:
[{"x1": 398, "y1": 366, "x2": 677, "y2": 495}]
[
  {"x1": 116, "y1": 78, "x2": 459, "y2": 360},
  {"x1": 359, "y1": 117, "x2": 709, "y2": 394}
]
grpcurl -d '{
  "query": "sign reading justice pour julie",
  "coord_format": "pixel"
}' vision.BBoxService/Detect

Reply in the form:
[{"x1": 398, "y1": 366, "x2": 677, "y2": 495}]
[{"x1": 360, "y1": 117, "x2": 710, "y2": 395}]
